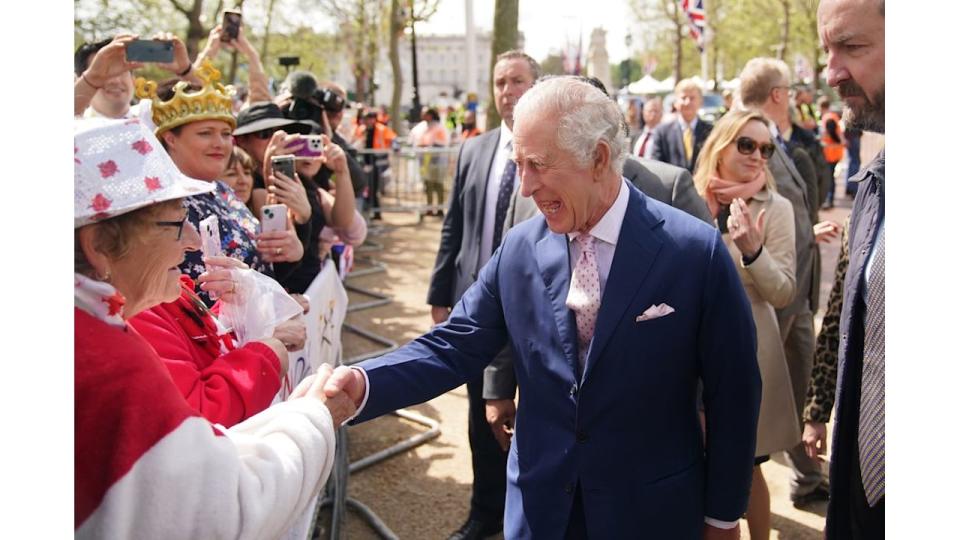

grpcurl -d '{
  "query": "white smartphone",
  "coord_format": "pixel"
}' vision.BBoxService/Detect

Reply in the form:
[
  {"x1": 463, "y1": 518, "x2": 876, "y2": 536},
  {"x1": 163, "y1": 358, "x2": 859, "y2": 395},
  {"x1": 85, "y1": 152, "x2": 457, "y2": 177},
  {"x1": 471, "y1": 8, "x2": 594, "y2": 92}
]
[
  {"x1": 260, "y1": 203, "x2": 288, "y2": 233},
  {"x1": 199, "y1": 215, "x2": 222, "y2": 258}
]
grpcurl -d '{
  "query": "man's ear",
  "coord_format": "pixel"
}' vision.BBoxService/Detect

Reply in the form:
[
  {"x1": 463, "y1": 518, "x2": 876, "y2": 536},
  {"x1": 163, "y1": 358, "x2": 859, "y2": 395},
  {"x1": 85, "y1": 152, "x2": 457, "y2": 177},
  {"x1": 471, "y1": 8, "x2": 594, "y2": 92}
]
[{"x1": 593, "y1": 140, "x2": 612, "y2": 180}]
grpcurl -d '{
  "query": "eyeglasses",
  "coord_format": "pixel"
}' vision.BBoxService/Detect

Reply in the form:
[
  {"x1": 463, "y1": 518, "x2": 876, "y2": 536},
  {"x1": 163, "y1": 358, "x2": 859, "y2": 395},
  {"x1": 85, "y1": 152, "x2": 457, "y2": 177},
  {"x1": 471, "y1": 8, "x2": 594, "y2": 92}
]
[
  {"x1": 735, "y1": 137, "x2": 776, "y2": 159},
  {"x1": 155, "y1": 216, "x2": 188, "y2": 241}
]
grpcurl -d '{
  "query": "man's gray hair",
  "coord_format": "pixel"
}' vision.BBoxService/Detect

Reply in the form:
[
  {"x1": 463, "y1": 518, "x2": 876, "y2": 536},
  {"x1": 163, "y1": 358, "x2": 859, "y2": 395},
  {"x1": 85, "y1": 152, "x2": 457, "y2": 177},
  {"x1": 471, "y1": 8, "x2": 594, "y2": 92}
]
[{"x1": 514, "y1": 77, "x2": 628, "y2": 174}]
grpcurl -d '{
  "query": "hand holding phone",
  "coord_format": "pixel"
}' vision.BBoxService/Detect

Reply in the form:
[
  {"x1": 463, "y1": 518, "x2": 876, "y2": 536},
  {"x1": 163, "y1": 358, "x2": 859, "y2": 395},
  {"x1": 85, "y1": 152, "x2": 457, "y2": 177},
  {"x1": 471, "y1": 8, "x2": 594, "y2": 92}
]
[
  {"x1": 199, "y1": 215, "x2": 223, "y2": 259},
  {"x1": 271, "y1": 155, "x2": 297, "y2": 181},
  {"x1": 221, "y1": 10, "x2": 242, "y2": 42},
  {"x1": 261, "y1": 204, "x2": 289, "y2": 233},
  {"x1": 125, "y1": 39, "x2": 175, "y2": 63}
]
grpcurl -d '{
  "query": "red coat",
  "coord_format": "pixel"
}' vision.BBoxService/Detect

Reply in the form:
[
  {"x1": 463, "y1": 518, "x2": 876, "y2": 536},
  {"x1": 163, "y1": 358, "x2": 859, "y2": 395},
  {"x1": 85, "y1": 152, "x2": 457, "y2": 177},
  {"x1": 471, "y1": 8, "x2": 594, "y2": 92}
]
[{"x1": 129, "y1": 276, "x2": 282, "y2": 427}]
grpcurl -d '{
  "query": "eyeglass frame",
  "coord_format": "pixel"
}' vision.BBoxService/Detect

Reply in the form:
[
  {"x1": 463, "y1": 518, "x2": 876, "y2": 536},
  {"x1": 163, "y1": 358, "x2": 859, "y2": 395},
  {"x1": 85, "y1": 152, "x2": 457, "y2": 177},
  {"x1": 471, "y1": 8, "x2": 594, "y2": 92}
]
[
  {"x1": 735, "y1": 136, "x2": 776, "y2": 159},
  {"x1": 155, "y1": 216, "x2": 189, "y2": 241}
]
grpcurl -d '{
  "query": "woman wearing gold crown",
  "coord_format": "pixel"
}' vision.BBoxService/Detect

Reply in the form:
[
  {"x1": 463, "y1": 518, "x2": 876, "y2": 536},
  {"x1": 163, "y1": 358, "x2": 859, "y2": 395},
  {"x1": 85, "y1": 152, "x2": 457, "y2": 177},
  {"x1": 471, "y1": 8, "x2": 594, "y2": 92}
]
[{"x1": 136, "y1": 60, "x2": 307, "y2": 305}]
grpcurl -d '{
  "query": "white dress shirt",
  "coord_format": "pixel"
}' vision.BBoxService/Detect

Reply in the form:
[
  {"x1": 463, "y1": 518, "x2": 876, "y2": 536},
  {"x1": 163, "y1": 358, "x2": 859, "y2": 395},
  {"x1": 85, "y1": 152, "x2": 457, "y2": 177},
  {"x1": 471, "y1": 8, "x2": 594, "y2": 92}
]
[{"x1": 479, "y1": 122, "x2": 517, "y2": 265}]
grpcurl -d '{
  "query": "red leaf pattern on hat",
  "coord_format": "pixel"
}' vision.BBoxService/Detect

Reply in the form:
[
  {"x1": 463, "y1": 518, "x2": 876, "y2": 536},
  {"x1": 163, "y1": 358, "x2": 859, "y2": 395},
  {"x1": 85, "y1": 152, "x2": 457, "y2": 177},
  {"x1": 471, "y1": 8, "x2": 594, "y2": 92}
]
[
  {"x1": 74, "y1": 146, "x2": 81, "y2": 165},
  {"x1": 132, "y1": 139, "x2": 153, "y2": 155},
  {"x1": 144, "y1": 176, "x2": 162, "y2": 192},
  {"x1": 90, "y1": 193, "x2": 112, "y2": 212},
  {"x1": 98, "y1": 160, "x2": 118, "y2": 178}
]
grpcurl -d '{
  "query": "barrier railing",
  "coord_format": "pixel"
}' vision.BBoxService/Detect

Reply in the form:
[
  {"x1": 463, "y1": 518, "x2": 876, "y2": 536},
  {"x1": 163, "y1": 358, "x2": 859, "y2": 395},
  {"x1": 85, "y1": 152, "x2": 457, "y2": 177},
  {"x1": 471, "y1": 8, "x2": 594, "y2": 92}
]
[{"x1": 355, "y1": 146, "x2": 460, "y2": 219}]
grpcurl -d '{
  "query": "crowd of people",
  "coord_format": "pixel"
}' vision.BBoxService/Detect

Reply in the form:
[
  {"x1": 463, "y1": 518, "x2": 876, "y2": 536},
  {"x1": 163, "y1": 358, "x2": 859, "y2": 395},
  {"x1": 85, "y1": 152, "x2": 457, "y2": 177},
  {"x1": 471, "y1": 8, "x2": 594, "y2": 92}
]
[{"x1": 74, "y1": 0, "x2": 884, "y2": 538}]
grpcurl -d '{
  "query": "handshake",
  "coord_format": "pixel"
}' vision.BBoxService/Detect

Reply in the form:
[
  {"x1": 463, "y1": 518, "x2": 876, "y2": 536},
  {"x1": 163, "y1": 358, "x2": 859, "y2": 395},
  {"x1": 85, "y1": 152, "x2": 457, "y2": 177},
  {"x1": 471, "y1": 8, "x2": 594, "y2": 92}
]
[{"x1": 290, "y1": 364, "x2": 367, "y2": 426}]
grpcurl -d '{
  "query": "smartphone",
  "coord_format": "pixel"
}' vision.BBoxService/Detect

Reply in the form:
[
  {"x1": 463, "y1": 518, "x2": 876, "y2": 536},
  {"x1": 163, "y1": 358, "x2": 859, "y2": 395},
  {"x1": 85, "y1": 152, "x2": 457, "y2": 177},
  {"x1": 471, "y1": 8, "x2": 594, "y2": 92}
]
[
  {"x1": 221, "y1": 9, "x2": 242, "y2": 42},
  {"x1": 293, "y1": 135, "x2": 324, "y2": 158},
  {"x1": 271, "y1": 155, "x2": 296, "y2": 180},
  {"x1": 125, "y1": 39, "x2": 174, "y2": 63},
  {"x1": 261, "y1": 204, "x2": 288, "y2": 233},
  {"x1": 199, "y1": 215, "x2": 222, "y2": 258}
]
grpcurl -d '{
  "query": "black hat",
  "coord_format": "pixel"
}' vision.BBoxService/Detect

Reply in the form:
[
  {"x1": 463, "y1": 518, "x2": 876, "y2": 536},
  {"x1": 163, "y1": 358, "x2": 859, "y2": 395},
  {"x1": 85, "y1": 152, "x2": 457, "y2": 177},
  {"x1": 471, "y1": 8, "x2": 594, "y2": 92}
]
[{"x1": 233, "y1": 102, "x2": 311, "y2": 136}]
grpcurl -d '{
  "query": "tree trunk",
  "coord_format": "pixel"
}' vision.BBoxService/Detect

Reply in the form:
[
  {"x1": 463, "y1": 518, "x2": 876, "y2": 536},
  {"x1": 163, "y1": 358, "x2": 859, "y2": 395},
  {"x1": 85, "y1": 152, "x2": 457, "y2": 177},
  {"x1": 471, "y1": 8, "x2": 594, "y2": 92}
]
[
  {"x1": 671, "y1": 0, "x2": 682, "y2": 82},
  {"x1": 778, "y1": 0, "x2": 790, "y2": 61},
  {"x1": 486, "y1": 0, "x2": 519, "y2": 130},
  {"x1": 389, "y1": 0, "x2": 403, "y2": 133},
  {"x1": 260, "y1": 0, "x2": 278, "y2": 64}
]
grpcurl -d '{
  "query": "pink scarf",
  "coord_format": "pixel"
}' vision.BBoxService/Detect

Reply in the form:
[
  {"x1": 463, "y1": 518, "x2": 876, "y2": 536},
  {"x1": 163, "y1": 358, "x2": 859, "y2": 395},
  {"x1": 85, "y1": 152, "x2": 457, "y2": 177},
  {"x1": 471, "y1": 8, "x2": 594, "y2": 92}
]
[{"x1": 703, "y1": 169, "x2": 767, "y2": 218}]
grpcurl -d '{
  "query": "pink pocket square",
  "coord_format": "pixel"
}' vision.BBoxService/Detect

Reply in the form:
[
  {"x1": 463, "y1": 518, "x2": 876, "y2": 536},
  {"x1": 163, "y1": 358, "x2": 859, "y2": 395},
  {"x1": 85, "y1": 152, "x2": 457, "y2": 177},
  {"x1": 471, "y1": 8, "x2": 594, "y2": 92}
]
[{"x1": 635, "y1": 303, "x2": 675, "y2": 322}]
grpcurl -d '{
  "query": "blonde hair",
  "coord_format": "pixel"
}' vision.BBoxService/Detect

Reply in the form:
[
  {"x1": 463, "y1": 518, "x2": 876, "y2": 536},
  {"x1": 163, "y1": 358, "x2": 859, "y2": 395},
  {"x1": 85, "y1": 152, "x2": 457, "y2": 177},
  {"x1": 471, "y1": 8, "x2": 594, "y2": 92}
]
[
  {"x1": 674, "y1": 78, "x2": 703, "y2": 97},
  {"x1": 739, "y1": 57, "x2": 791, "y2": 107},
  {"x1": 692, "y1": 109, "x2": 776, "y2": 196}
]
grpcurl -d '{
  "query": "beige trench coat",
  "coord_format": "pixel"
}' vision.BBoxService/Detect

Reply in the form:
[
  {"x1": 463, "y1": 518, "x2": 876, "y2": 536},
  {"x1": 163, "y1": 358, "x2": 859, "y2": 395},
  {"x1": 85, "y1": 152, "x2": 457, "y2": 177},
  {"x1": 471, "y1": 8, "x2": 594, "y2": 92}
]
[{"x1": 721, "y1": 188, "x2": 802, "y2": 457}]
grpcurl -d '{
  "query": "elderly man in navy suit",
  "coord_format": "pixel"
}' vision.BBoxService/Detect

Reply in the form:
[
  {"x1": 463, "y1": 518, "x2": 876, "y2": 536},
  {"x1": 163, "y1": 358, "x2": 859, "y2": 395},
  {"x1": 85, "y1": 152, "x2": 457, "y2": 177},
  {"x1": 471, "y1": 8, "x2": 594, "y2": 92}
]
[{"x1": 325, "y1": 77, "x2": 760, "y2": 539}]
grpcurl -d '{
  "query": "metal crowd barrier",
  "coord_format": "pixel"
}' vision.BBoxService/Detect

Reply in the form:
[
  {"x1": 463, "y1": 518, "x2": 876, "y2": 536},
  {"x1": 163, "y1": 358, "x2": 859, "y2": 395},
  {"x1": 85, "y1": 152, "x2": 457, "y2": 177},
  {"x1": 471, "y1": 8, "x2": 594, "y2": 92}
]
[
  {"x1": 312, "y1": 225, "x2": 441, "y2": 539},
  {"x1": 355, "y1": 146, "x2": 460, "y2": 220}
]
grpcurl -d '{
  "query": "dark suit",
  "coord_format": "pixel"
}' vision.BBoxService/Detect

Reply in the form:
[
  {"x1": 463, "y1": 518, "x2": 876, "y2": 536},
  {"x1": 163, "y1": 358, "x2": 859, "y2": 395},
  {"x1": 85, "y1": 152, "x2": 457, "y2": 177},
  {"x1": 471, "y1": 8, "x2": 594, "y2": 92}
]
[
  {"x1": 426, "y1": 127, "x2": 510, "y2": 527},
  {"x1": 826, "y1": 151, "x2": 884, "y2": 539},
  {"x1": 357, "y1": 184, "x2": 761, "y2": 538},
  {"x1": 649, "y1": 117, "x2": 713, "y2": 172},
  {"x1": 486, "y1": 157, "x2": 713, "y2": 399}
]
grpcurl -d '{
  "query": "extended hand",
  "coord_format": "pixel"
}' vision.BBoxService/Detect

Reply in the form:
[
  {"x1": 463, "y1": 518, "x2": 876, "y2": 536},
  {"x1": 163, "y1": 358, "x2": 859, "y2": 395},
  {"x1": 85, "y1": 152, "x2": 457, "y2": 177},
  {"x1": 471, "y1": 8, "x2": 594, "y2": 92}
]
[
  {"x1": 802, "y1": 421, "x2": 828, "y2": 461},
  {"x1": 813, "y1": 220, "x2": 842, "y2": 243},
  {"x1": 257, "y1": 216, "x2": 304, "y2": 263},
  {"x1": 82, "y1": 34, "x2": 144, "y2": 87},
  {"x1": 273, "y1": 318, "x2": 307, "y2": 351},
  {"x1": 268, "y1": 170, "x2": 312, "y2": 224},
  {"x1": 430, "y1": 305, "x2": 451, "y2": 326},
  {"x1": 290, "y1": 364, "x2": 357, "y2": 426},
  {"x1": 485, "y1": 399, "x2": 516, "y2": 451},
  {"x1": 323, "y1": 365, "x2": 367, "y2": 410}
]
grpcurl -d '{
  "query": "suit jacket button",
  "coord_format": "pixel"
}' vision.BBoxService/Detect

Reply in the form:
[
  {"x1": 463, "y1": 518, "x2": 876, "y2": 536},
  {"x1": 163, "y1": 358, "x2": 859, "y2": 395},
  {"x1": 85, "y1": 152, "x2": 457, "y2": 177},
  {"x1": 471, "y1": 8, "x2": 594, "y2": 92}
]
[
  {"x1": 565, "y1": 483, "x2": 574, "y2": 494},
  {"x1": 577, "y1": 431, "x2": 588, "y2": 443}
]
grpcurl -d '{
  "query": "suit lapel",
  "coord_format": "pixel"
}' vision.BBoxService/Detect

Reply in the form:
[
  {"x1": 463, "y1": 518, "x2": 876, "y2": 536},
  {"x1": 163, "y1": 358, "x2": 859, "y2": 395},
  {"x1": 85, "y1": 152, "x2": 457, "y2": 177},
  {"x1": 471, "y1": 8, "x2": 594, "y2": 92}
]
[
  {"x1": 535, "y1": 232, "x2": 579, "y2": 374},
  {"x1": 582, "y1": 187, "x2": 664, "y2": 386},
  {"x1": 467, "y1": 129, "x2": 501, "y2": 269}
]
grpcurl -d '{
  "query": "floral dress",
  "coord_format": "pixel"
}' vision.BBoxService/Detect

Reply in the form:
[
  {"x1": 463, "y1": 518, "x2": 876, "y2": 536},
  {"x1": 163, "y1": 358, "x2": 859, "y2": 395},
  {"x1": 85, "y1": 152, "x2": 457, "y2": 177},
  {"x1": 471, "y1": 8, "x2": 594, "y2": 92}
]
[{"x1": 180, "y1": 180, "x2": 271, "y2": 305}]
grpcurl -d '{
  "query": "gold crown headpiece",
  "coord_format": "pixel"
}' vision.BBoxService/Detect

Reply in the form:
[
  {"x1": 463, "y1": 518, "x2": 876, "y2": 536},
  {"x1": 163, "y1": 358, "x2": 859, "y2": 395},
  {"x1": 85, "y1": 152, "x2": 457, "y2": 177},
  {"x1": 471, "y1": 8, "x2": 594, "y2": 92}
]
[{"x1": 136, "y1": 59, "x2": 236, "y2": 136}]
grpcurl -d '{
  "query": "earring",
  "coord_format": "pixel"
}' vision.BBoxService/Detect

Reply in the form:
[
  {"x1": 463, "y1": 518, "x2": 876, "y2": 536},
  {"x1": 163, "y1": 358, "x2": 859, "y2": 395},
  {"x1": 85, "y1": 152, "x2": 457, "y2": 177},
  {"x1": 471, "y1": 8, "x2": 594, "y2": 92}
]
[{"x1": 98, "y1": 270, "x2": 111, "y2": 282}]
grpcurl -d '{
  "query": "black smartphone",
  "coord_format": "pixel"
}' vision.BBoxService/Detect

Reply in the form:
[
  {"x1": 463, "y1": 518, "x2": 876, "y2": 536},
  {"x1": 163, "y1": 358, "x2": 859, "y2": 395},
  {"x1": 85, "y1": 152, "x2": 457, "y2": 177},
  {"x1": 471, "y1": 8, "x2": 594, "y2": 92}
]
[
  {"x1": 125, "y1": 39, "x2": 174, "y2": 63},
  {"x1": 221, "y1": 10, "x2": 242, "y2": 41},
  {"x1": 271, "y1": 155, "x2": 296, "y2": 180}
]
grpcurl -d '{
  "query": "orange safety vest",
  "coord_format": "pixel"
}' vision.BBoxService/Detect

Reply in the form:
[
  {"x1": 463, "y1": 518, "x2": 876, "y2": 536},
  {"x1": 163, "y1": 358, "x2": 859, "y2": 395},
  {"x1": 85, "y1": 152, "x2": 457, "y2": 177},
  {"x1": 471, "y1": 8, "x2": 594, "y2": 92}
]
[
  {"x1": 356, "y1": 123, "x2": 396, "y2": 150},
  {"x1": 820, "y1": 111, "x2": 844, "y2": 163}
]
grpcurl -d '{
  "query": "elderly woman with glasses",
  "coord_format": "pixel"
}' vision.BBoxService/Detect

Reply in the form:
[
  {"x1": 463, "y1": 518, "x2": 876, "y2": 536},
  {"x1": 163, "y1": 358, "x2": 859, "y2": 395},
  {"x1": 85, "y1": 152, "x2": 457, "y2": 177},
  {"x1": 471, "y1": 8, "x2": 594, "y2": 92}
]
[
  {"x1": 693, "y1": 109, "x2": 801, "y2": 540},
  {"x1": 75, "y1": 116, "x2": 353, "y2": 538}
]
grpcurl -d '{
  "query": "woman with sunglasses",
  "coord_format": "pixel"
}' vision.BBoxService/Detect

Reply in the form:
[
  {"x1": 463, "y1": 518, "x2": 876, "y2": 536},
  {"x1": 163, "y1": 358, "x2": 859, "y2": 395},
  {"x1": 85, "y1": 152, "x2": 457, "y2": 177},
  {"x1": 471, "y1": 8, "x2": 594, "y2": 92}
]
[{"x1": 693, "y1": 109, "x2": 801, "y2": 540}]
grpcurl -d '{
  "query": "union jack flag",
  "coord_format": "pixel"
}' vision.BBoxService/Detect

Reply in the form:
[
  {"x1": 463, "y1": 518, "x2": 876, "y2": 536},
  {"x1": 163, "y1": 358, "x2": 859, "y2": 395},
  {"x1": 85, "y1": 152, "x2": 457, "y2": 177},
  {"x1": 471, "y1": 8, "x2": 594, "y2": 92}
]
[{"x1": 680, "y1": 0, "x2": 707, "y2": 52}]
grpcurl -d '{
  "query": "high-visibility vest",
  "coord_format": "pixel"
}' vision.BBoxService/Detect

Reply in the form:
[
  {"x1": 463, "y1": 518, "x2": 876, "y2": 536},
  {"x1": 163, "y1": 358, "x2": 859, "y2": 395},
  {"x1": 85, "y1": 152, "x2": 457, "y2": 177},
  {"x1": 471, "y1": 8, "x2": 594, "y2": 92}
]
[
  {"x1": 820, "y1": 111, "x2": 844, "y2": 163},
  {"x1": 355, "y1": 123, "x2": 396, "y2": 150}
]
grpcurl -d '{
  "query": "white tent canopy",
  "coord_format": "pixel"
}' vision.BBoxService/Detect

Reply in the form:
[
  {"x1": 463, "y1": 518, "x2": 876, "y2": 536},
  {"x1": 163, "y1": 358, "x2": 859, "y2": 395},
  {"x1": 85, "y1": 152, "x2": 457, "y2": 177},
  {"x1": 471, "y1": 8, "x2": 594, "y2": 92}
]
[{"x1": 627, "y1": 74, "x2": 662, "y2": 95}]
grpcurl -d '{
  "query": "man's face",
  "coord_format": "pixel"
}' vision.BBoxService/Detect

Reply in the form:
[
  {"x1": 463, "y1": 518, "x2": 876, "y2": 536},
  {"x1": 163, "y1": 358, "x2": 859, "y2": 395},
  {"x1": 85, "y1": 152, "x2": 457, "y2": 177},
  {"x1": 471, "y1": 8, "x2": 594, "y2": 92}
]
[
  {"x1": 642, "y1": 100, "x2": 663, "y2": 128},
  {"x1": 86, "y1": 57, "x2": 134, "y2": 118},
  {"x1": 675, "y1": 88, "x2": 702, "y2": 123},
  {"x1": 818, "y1": 0, "x2": 885, "y2": 132},
  {"x1": 515, "y1": 113, "x2": 602, "y2": 234},
  {"x1": 493, "y1": 58, "x2": 536, "y2": 129}
]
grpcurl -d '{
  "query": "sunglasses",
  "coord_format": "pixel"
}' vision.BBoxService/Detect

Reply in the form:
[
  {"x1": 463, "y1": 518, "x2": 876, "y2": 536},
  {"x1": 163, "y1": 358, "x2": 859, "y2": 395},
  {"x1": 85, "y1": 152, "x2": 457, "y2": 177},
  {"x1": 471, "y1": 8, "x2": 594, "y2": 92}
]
[
  {"x1": 735, "y1": 137, "x2": 776, "y2": 159},
  {"x1": 155, "y1": 216, "x2": 188, "y2": 241}
]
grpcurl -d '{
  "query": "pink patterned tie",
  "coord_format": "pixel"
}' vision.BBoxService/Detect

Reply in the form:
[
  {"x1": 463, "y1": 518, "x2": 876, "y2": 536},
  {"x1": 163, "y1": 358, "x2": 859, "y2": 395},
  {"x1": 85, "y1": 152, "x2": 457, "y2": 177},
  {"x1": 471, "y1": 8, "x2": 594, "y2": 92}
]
[{"x1": 566, "y1": 234, "x2": 601, "y2": 370}]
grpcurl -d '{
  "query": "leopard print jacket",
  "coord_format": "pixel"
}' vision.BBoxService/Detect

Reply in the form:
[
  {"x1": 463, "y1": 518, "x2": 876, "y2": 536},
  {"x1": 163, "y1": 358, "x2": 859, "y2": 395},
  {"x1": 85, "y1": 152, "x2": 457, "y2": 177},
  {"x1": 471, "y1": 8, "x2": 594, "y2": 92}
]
[{"x1": 803, "y1": 218, "x2": 850, "y2": 424}]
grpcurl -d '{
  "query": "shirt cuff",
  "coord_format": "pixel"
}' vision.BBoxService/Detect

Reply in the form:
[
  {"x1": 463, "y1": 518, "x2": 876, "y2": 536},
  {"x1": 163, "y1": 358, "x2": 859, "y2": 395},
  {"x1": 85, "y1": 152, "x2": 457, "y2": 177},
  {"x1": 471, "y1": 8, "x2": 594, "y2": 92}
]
[
  {"x1": 704, "y1": 517, "x2": 739, "y2": 529},
  {"x1": 342, "y1": 366, "x2": 370, "y2": 425}
]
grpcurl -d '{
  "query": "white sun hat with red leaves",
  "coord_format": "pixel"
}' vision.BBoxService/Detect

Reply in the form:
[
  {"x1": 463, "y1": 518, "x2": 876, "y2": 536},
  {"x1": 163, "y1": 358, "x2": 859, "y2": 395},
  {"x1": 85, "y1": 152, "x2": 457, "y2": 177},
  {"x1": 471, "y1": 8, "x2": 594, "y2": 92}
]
[{"x1": 74, "y1": 115, "x2": 214, "y2": 228}]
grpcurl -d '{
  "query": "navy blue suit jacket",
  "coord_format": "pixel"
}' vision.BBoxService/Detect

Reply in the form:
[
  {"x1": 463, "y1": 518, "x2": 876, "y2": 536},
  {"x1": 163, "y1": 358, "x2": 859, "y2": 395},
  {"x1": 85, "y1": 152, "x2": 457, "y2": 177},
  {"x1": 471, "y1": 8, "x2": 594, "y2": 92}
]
[
  {"x1": 355, "y1": 183, "x2": 761, "y2": 538},
  {"x1": 650, "y1": 117, "x2": 713, "y2": 173}
]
